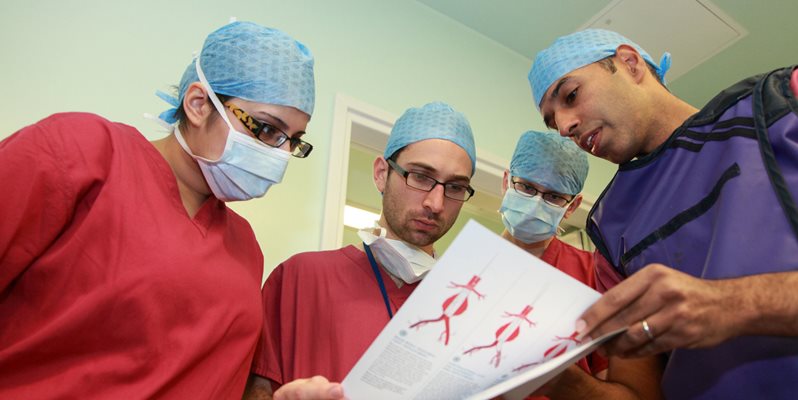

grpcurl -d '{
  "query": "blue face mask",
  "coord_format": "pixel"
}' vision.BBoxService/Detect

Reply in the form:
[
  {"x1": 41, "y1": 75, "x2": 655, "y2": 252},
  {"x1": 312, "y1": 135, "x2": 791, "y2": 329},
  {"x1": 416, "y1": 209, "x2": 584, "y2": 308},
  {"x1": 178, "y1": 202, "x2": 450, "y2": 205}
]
[
  {"x1": 173, "y1": 124, "x2": 289, "y2": 202},
  {"x1": 173, "y1": 57, "x2": 291, "y2": 202},
  {"x1": 499, "y1": 187, "x2": 566, "y2": 244}
]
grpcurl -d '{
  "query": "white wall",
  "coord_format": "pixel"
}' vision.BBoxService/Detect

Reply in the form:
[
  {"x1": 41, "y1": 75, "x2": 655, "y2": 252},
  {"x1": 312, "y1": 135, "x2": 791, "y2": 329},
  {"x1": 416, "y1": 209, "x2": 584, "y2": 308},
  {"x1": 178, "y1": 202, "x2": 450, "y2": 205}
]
[{"x1": 0, "y1": 0, "x2": 551, "y2": 274}]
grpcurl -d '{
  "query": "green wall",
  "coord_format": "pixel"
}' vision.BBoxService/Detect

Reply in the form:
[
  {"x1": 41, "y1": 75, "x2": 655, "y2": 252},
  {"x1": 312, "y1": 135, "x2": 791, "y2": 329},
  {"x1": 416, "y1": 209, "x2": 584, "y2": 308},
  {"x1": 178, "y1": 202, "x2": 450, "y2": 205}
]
[{"x1": 0, "y1": 0, "x2": 540, "y2": 274}]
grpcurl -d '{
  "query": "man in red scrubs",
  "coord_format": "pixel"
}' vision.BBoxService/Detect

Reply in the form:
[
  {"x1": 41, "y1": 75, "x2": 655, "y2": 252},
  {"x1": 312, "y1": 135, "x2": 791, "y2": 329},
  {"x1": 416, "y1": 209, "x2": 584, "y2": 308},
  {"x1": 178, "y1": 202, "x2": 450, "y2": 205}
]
[
  {"x1": 499, "y1": 130, "x2": 663, "y2": 399},
  {"x1": 0, "y1": 21, "x2": 315, "y2": 399},
  {"x1": 244, "y1": 102, "x2": 477, "y2": 400}
]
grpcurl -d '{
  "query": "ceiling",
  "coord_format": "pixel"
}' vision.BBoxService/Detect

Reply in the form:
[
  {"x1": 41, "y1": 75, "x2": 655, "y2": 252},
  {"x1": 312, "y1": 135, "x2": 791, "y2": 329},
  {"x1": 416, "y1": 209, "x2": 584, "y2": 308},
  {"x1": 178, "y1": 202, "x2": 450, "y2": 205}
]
[
  {"x1": 413, "y1": 0, "x2": 798, "y2": 227},
  {"x1": 417, "y1": 0, "x2": 798, "y2": 107}
]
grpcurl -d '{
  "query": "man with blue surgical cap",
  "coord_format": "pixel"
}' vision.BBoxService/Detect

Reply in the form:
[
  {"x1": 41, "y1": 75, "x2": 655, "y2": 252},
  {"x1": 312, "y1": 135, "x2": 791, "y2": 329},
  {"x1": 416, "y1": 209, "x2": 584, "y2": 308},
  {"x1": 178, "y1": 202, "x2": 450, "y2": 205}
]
[
  {"x1": 500, "y1": 131, "x2": 663, "y2": 399},
  {"x1": 501, "y1": 130, "x2": 590, "y2": 259},
  {"x1": 530, "y1": 28, "x2": 798, "y2": 399},
  {"x1": 0, "y1": 20, "x2": 314, "y2": 399},
  {"x1": 245, "y1": 102, "x2": 476, "y2": 400}
]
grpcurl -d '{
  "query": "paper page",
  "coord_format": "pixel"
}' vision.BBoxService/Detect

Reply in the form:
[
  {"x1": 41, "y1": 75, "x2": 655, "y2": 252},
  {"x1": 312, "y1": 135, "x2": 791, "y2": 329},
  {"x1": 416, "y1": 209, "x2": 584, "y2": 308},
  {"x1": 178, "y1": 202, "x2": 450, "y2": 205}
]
[
  {"x1": 466, "y1": 329, "x2": 625, "y2": 400},
  {"x1": 341, "y1": 220, "x2": 608, "y2": 400}
]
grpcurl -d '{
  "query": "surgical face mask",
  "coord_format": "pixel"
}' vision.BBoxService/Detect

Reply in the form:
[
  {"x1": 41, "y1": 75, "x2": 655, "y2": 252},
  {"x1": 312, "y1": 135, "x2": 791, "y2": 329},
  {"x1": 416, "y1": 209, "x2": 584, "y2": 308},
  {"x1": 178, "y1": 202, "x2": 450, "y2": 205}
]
[
  {"x1": 499, "y1": 183, "x2": 567, "y2": 244},
  {"x1": 358, "y1": 226, "x2": 436, "y2": 284},
  {"x1": 173, "y1": 57, "x2": 291, "y2": 202}
]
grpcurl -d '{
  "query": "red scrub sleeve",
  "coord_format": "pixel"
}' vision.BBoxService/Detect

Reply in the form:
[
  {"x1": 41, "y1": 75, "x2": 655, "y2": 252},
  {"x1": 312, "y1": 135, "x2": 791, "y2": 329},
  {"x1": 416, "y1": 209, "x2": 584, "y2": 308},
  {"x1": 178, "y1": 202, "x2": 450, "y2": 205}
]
[
  {"x1": 593, "y1": 251, "x2": 625, "y2": 293},
  {"x1": 0, "y1": 114, "x2": 109, "y2": 292}
]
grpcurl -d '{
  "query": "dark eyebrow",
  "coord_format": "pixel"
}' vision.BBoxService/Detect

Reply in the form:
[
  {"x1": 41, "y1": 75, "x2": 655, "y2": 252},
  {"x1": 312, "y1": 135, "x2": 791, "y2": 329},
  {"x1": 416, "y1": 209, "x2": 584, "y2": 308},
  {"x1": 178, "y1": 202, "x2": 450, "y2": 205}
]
[
  {"x1": 542, "y1": 77, "x2": 570, "y2": 130},
  {"x1": 255, "y1": 111, "x2": 306, "y2": 136},
  {"x1": 405, "y1": 161, "x2": 470, "y2": 184},
  {"x1": 550, "y1": 77, "x2": 570, "y2": 101}
]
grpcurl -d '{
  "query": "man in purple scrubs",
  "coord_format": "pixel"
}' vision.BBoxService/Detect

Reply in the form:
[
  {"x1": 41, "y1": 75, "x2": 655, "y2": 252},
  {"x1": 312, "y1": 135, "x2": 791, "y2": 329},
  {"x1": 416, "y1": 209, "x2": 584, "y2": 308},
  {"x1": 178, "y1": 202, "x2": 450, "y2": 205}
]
[{"x1": 529, "y1": 28, "x2": 798, "y2": 399}]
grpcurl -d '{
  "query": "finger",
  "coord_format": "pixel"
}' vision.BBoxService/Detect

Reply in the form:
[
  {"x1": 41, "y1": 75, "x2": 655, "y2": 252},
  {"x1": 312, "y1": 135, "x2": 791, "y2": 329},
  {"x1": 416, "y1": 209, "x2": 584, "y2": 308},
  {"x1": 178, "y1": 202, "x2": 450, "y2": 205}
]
[
  {"x1": 603, "y1": 318, "x2": 657, "y2": 356},
  {"x1": 578, "y1": 276, "x2": 649, "y2": 338},
  {"x1": 275, "y1": 376, "x2": 344, "y2": 400},
  {"x1": 578, "y1": 264, "x2": 667, "y2": 339},
  {"x1": 301, "y1": 376, "x2": 343, "y2": 400},
  {"x1": 600, "y1": 293, "x2": 671, "y2": 353},
  {"x1": 616, "y1": 313, "x2": 677, "y2": 357},
  {"x1": 326, "y1": 384, "x2": 344, "y2": 400},
  {"x1": 623, "y1": 333, "x2": 675, "y2": 358}
]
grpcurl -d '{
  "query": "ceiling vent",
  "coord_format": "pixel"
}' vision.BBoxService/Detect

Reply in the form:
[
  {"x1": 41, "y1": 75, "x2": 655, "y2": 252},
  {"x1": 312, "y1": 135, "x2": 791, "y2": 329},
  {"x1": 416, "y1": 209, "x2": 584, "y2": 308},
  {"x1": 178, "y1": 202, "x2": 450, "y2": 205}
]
[{"x1": 581, "y1": 0, "x2": 747, "y2": 82}]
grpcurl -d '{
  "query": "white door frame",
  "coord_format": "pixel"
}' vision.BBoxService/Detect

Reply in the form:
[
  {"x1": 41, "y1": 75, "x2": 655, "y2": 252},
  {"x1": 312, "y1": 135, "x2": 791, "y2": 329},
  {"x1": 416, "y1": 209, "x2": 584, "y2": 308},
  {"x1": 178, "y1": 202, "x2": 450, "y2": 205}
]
[{"x1": 320, "y1": 94, "x2": 395, "y2": 250}]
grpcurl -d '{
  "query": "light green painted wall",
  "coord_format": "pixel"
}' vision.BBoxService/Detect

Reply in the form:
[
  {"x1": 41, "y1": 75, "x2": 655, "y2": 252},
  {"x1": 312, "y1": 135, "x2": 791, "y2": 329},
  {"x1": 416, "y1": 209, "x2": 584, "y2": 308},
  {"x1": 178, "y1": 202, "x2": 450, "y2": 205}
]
[
  {"x1": 346, "y1": 146, "x2": 383, "y2": 215},
  {"x1": 0, "y1": 0, "x2": 539, "y2": 274}
]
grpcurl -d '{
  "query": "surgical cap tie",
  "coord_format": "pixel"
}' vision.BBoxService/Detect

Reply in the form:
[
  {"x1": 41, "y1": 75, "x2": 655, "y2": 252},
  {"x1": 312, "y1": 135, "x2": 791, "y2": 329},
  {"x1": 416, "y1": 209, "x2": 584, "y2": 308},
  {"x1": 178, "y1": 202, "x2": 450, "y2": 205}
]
[
  {"x1": 155, "y1": 89, "x2": 181, "y2": 124},
  {"x1": 657, "y1": 52, "x2": 672, "y2": 82}
]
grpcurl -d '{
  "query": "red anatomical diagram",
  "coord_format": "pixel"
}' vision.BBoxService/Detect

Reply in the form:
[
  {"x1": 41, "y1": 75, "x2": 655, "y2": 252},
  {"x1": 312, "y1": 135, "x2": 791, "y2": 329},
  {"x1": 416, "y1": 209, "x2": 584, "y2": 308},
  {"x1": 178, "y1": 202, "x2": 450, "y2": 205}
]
[
  {"x1": 463, "y1": 304, "x2": 536, "y2": 367},
  {"x1": 410, "y1": 275, "x2": 485, "y2": 345}
]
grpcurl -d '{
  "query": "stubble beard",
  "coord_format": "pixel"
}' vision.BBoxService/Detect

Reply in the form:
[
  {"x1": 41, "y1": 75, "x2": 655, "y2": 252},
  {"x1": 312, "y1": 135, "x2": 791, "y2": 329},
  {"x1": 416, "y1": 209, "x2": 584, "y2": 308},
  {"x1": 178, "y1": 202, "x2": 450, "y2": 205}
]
[{"x1": 382, "y1": 184, "x2": 449, "y2": 248}]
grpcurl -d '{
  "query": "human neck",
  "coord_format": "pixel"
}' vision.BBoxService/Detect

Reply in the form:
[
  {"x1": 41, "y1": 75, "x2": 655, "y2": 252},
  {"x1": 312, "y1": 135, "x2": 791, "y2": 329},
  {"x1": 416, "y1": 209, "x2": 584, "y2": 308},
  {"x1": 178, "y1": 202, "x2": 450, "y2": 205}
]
[
  {"x1": 501, "y1": 230, "x2": 550, "y2": 258},
  {"x1": 643, "y1": 93, "x2": 700, "y2": 154},
  {"x1": 151, "y1": 133, "x2": 211, "y2": 218}
]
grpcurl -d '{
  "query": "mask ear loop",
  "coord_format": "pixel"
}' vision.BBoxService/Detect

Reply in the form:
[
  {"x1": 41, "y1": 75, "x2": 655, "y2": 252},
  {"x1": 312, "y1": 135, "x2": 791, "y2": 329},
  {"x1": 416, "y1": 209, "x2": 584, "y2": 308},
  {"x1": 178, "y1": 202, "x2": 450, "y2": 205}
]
[
  {"x1": 195, "y1": 54, "x2": 293, "y2": 162},
  {"x1": 194, "y1": 55, "x2": 235, "y2": 129},
  {"x1": 143, "y1": 112, "x2": 177, "y2": 132},
  {"x1": 189, "y1": 54, "x2": 252, "y2": 163}
]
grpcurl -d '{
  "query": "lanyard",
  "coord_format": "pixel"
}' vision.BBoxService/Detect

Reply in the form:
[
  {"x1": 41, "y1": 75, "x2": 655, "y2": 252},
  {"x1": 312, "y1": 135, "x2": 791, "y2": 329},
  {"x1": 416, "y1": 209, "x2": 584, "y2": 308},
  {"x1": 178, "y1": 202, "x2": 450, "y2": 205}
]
[{"x1": 363, "y1": 243, "x2": 393, "y2": 319}]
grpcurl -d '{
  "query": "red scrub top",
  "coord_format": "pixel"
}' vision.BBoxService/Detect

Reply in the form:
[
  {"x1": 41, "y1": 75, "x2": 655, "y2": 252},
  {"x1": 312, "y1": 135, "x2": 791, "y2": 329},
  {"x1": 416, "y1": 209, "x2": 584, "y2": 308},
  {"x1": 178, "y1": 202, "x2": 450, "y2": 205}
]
[
  {"x1": 253, "y1": 245, "x2": 418, "y2": 386},
  {"x1": 540, "y1": 237, "x2": 596, "y2": 290},
  {"x1": 254, "y1": 237, "x2": 606, "y2": 392},
  {"x1": 0, "y1": 113, "x2": 264, "y2": 399},
  {"x1": 541, "y1": 237, "x2": 608, "y2": 373},
  {"x1": 516, "y1": 237, "x2": 607, "y2": 400}
]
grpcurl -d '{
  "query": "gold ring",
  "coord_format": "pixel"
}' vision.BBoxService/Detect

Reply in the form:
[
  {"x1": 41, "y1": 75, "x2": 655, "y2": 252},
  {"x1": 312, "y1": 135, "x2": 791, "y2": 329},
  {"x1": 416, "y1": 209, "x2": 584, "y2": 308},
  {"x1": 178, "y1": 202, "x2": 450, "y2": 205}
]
[{"x1": 641, "y1": 319, "x2": 655, "y2": 341}]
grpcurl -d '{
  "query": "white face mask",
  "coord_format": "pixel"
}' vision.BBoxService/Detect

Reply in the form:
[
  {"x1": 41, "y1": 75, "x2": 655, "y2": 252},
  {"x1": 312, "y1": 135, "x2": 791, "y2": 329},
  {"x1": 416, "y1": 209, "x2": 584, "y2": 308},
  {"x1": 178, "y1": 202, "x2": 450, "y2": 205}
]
[
  {"x1": 358, "y1": 226, "x2": 436, "y2": 284},
  {"x1": 173, "y1": 56, "x2": 291, "y2": 202},
  {"x1": 499, "y1": 177, "x2": 567, "y2": 244}
]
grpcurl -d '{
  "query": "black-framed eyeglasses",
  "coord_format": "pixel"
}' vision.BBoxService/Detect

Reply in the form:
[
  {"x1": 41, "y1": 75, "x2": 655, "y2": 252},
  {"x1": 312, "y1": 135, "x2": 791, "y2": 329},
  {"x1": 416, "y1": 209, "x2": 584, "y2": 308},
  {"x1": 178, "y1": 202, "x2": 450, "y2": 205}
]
[
  {"x1": 387, "y1": 159, "x2": 475, "y2": 202},
  {"x1": 226, "y1": 103, "x2": 313, "y2": 158},
  {"x1": 511, "y1": 178, "x2": 574, "y2": 207}
]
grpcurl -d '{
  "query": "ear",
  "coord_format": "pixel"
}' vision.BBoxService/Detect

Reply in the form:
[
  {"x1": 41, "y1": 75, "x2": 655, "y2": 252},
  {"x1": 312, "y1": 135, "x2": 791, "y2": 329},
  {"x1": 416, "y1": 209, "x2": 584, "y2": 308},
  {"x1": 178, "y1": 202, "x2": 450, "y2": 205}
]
[
  {"x1": 563, "y1": 194, "x2": 583, "y2": 219},
  {"x1": 614, "y1": 44, "x2": 646, "y2": 83},
  {"x1": 374, "y1": 156, "x2": 390, "y2": 194},
  {"x1": 182, "y1": 82, "x2": 214, "y2": 128},
  {"x1": 501, "y1": 169, "x2": 510, "y2": 195}
]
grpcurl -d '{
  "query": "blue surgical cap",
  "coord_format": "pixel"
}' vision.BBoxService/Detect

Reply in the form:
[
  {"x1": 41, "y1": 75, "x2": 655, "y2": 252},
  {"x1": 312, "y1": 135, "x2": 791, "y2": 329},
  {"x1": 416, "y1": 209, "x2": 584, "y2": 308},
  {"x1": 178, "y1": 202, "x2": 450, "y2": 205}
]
[
  {"x1": 528, "y1": 29, "x2": 671, "y2": 110},
  {"x1": 510, "y1": 130, "x2": 588, "y2": 195},
  {"x1": 384, "y1": 102, "x2": 477, "y2": 175},
  {"x1": 158, "y1": 21, "x2": 315, "y2": 123}
]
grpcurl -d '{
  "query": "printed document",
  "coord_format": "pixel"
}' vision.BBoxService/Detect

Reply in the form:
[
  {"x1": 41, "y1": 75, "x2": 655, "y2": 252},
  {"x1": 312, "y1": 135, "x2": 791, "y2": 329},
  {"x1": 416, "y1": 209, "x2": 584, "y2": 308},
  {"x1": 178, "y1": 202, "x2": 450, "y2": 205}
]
[{"x1": 342, "y1": 220, "x2": 623, "y2": 399}]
